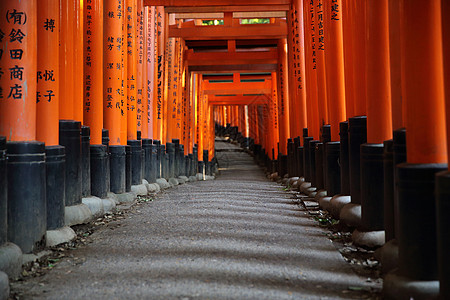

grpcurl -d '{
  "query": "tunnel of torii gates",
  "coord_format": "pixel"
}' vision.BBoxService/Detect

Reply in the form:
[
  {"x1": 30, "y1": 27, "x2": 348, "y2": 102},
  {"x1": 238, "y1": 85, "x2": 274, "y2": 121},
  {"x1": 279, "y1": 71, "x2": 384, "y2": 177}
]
[{"x1": 0, "y1": 0, "x2": 450, "y2": 298}]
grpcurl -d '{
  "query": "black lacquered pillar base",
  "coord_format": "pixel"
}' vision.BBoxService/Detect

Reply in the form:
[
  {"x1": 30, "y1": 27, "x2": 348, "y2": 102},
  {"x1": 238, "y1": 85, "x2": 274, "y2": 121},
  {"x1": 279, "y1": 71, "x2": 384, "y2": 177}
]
[
  {"x1": 81, "y1": 126, "x2": 91, "y2": 197},
  {"x1": 7, "y1": 142, "x2": 46, "y2": 253},
  {"x1": 436, "y1": 170, "x2": 450, "y2": 299},
  {"x1": 0, "y1": 137, "x2": 6, "y2": 245},
  {"x1": 348, "y1": 116, "x2": 367, "y2": 204},
  {"x1": 384, "y1": 163, "x2": 446, "y2": 300},
  {"x1": 45, "y1": 146, "x2": 66, "y2": 230},
  {"x1": 127, "y1": 140, "x2": 142, "y2": 186},
  {"x1": 59, "y1": 120, "x2": 82, "y2": 206},
  {"x1": 90, "y1": 145, "x2": 108, "y2": 199},
  {"x1": 110, "y1": 146, "x2": 126, "y2": 194}
]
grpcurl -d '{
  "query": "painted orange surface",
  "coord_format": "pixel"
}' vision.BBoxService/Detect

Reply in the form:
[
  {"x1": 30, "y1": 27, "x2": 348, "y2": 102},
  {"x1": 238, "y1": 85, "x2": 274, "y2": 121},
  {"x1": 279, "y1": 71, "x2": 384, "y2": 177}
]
[
  {"x1": 126, "y1": 0, "x2": 138, "y2": 141},
  {"x1": 36, "y1": 0, "x2": 60, "y2": 145},
  {"x1": 401, "y1": 0, "x2": 447, "y2": 164},
  {"x1": 104, "y1": 0, "x2": 123, "y2": 146},
  {"x1": 83, "y1": 0, "x2": 103, "y2": 145},
  {"x1": 0, "y1": 0, "x2": 38, "y2": 141},
  {"x1": 366, "y1": 0, "x2": 392, "y2": 144}
]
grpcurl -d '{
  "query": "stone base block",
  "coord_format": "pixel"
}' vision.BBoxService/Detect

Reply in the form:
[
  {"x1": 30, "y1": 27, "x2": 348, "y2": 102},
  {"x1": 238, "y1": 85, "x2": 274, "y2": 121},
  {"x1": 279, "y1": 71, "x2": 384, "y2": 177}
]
[
  {"x1": 46, "y1": 226, "x2": 76, "y2": 247},
  {"x1": 169, "y1": 178, "x2": 179, "y2": 186},
  {"x1": 300, "y1": 182, "x2": 312, "y2": 193},
  {"x1": 340, "y1": 203, "x2": 361, "y2": 228},
  {"x1": 177, "y1": 177, "x2": 187, "y2": 184},
  {"x1": 314, "y1": 190, "x2": 327, "y2": 201},
  {"x1": 205, "y1": 175, "x2": 215, "y2": 181},
  {"x1": 82, "y1": 196, "x2": 104, "y2": 216},
  {"x1": 131, "y1": 184, "x2": 148, "y2": 196},
  {"x1": 65, "y1": 204, "x2": 93, "y2": 226},
  {"x1": 0, "y1": 271, "x2": 9, "y2": 300},
  {"x1": 352, "y1": 228, "x2": 385, "y2": 248},
  {"x1": 146, "y1": 183, "x2": 160, "y2": 193},
  {"x1": 189, "y1": 176, "x2": 197, "y2": 182},
  {"x1": 179, "y1": 176, "x2": 189, "y2": 183},
  {"x1": 329, "y1": 195, "x2": 351, "y2": 219},
  {"x1": 318, "y1": 196, "x2": 333, "y2": 211},
  {"x1": 156, "y1": 178, "x2": 170, "y2": 189},
  {"x1": 0, "y1": 243, "x2": 22, "y2": 279},
  {"x1": 383, "y1": 270, "x2": 439, "y2": 300},
  {"x1": 114, "y1": 192, "x2": 136, "y2": 203},
  {"x1": 377, "y1": 239, "x2": 399, "y2": 274},
  {"x1": 102, "y1": 198, "x2": 116, "y2": 213},
  {"x1": 196, "y1": 173, "x2": 205, "y2": 181}
]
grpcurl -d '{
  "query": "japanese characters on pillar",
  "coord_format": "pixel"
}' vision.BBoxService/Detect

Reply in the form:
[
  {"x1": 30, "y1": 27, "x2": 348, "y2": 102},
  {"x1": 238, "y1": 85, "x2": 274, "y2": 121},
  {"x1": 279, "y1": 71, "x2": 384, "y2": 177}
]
[
  {"x1": 104, "y1": 0, "x2": 123, "y2": 146},
  {"x1": 154, "y1": 6, "x2": 164, "y2": 141},
  {"x1": 141, "y1": 2, "x2": 148, "y2": 139},
  {"x1": 0, "y1": 1, "x2": 37, "y2": 141},
  {"x1": 84, "y1": 0, "x2": 103, "y2": 145},
  {"x1": 324, "y1": 0, "x2": 346, "y2": 141},
  {"x1": 315, "y1": 0, "x2": 329, "y2": 132},
  {"x1": 136, "y1": 0, "x2": 144, "y2": 137},
  {"x1": 304, "y1": 0, "x2": 320, "y2": 140},
  {"x1": 126, "y1": 0, "x2": 137, "y2": 141},
  {"x1": 293, "y1": 0, "x2": 308, "y2": 136},
  {"x1": 36, "y1": 0, "x2": 59, "y2": 146},
  {"x1": 277, "y1": 39, "x2": 290, "y2": 155},
  {"x1": 145, "y1": 6, "x2": 156, "y2": 139},
  {"x1": 166, "y1": 14, "x2": 177, "y2": 142},
  {"x1": 270, "y1": 72, "x2": 280, "y2": 159},
  {"x1": 120, "y1": 0, "x2": 127, "y2": 144}
]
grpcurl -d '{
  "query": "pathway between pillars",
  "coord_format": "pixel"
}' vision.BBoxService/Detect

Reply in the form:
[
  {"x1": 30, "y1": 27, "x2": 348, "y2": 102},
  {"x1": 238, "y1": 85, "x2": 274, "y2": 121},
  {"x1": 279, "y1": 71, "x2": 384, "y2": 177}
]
[{"x1": 12, "y1": 140, "x2": 376, "y2": 299}]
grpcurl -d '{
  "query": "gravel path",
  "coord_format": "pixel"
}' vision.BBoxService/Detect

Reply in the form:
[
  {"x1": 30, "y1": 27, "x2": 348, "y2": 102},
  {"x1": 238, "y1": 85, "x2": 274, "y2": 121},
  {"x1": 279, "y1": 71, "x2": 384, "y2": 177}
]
[{"x1": 12, "y1": 140, "x2": 376, "y2": 299}]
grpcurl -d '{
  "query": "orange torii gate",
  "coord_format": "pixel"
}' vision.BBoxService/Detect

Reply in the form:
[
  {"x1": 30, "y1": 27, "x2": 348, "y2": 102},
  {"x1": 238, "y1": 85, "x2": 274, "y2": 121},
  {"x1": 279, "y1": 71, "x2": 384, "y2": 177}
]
[{"x1": 0, "y1": 2, "x2": 450, "y2": 299}]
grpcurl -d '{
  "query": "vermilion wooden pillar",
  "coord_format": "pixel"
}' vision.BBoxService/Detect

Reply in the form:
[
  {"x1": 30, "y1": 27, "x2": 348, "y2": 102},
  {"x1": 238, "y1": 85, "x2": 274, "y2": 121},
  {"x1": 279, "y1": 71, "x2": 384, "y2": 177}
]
[
  {"x1": 352, "y1": 0, "x2": 367, "y2": 116},
  {"x1": 104, "y1": 0, "x2": 123, "y2": 146},
  {"x1": 271, "y1": 74, "x2": 280, "y2": 160},
  {"x1": 437, "y1": 1, "x2": 450, "y2": 298},
  {"x1": 120, "y1": 0, "x2": 128, "y2": 145},
  {"x1": 384, "y1": 1, "x2": 447, "y2": 298},
  {"x1": 342, "y1": 0, "x2": 355, "y2": 119},
  {"x1": 315, "y1": 0, "x2": 329, "y2": 132},
  {"x1": 145, "y1": 6, "x2": 156, "y2": 139},
  {"x1": 388, "y1": 0, "x2": 405, "y2": 129},
  {"x1": 355, "y1": 0, "x2": 392, "y2": 243},
  {"x1": 36, "y1": 0, "x2": 60, "y2": 145},
  {"x1": 303, "y1": 0, "x2": 320, "y2": 141},
  {"x1": 366, "y1": 0, "x2": 392, "y2": 145},
  {"x1": 137, "y1": 0, "x2": 145, "y2": 138},
  {"x1": 277, "y1": 39, "x2": 290, "y2": 155},
  {"x1": 0, "y1": 1, "x2": 37, "y2": 141},
  {"x1": 153, "y1": 6, "x2": 164, "y2": 141},
  {"x1": 73, "y1": 0, "x2": 83, "y2": 123},
  {"x1": 324, "y1": 0, "x2": 346, "y2": 141},
  {"x1": 59, "y1": 0, "x2": 75, "y2": 120},
  {"x1": 126, "y1": 0, "x2": 137, "y2": 141},
  {"x1": 83, "y1": 0, "x2": 103, "y2": 145}
]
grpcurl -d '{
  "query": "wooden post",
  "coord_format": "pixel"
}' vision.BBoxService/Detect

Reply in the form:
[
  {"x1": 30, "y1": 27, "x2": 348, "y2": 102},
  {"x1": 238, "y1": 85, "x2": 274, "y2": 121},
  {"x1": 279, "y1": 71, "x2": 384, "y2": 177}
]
[
  {"x1": 73, "y1": 0, "x2": 83, "y2": 122},
  {"x1": 36, "y1": 0, "x2": 59, "y2": 145},
  {"x1": 103, "y1": 0, "x2": 123, "y2": 146},
  {"x1": 154, "y1": 6, "x2": 164, "y2": 141},
  {"x1": 120, "y1": 1, "x2": 127, "y2": 145},
  {"x1": 0, "y1": 0, "x2": 37, "y2": 141},
  {"x1": 352, "y1": 0, "x2": 367, "y2": 116},
  {"x1": 303, "y1": 0, "x2": 320, "y2": 140},
  {"x1": 126, "y1": 0, "x2": 137, "y2": 141},
  {"x1": 145, "y1": 6, "x2": 156, "y2": 139},
  {"x1": 324, "y1": 0, "x2": 346, "y2": 141},
  {"x1": 83, "y1": 0, "x2": 103, "y2": 145},
  {"x1": 59, "y1": 0, "x2": 75, "y2": 120},
  {"x1": 342, "y1": 0, "x2": 355, "y2": 119},
  {"x1": 137, "y1": 0, "x2": 145, "y2": 138},
  {"x1": 315, "y1": 0, "x2": 329, "y2": 131},
  {"x1": 366, "y1": 0, "x2": 392, "y2": 144},
  {"x1": 277, "y1": 39, "x2": 290, "y2": 155}
]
